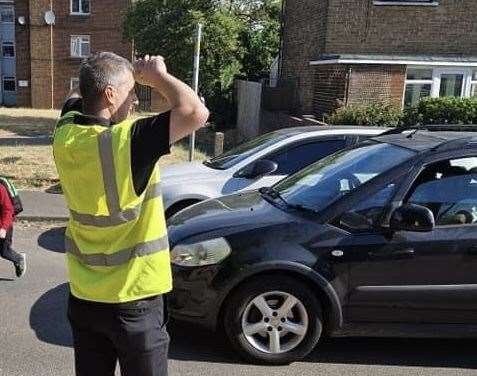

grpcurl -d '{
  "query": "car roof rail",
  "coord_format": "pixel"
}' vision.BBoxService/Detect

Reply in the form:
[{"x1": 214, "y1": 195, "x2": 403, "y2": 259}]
[{"x1": 379, "y1": 124, "x2": 477, "y2": 136}]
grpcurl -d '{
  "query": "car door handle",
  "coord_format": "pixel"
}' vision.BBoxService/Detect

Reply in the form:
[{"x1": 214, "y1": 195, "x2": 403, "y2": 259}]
[{"x1": 368, "y1": 249, "x2": 415, "y2": 259}]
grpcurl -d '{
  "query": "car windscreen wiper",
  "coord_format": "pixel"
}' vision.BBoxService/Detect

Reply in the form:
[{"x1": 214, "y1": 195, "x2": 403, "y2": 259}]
[
  {"x1": 259, "y1": 187, "x2": 318, "y2": 214},
  {"x1": 259, "y1": 186, "x2": 289, "y2": 207}
]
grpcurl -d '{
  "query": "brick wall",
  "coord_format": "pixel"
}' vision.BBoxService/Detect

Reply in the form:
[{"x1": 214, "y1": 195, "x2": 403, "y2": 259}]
[
  {"x1": 16, "y1": 0, "x2": 133, "y2": 109},
  {"x1": 347, "y1": 64, "x2": 406, "y2": 108},
  {"x1": 280, "y1": 0, "x2": 329, "y2": 114},
  {"x1": 51, "y1": 0, "x2": 133, "y2": 108},
  {"x1": 325, "y1": 0, "x2": 477, "y2": 56},
  {"x1": 312, "y1": 64, "x2": 348, "y2": 117},
  {"x1": 15, "y1": 0, "x2": 31, "y2": 107}
]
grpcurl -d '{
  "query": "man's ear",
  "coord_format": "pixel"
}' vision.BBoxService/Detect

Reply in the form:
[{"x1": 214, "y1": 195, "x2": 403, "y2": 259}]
[{"x1": 104, "y1": 85, "x2": 115, "y2": 105}]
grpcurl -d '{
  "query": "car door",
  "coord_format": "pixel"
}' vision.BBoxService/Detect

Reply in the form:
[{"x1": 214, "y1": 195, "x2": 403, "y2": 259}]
[
  {"x1": 223, "y1": 137, "x2": 348, "y2": 194},
  {"x1": 337, "y1": 154, "x2": 477, "y2": 324}
]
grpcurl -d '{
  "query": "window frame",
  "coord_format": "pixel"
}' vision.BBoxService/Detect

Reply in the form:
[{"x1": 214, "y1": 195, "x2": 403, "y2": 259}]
[
  {"x1": 2, "y1": 41, "x2": 15, "y2": 58},
  {"x1": 373, "y1": 0, "x2": 439, "y2": 6},
  {"x1": 3, "y1": 76, "x2": 16, "y2": 92},
  {"x1": 70, "y1": 0, "x2": 91, "y2": 16},
  {"x1": 404, "y1": 66, "x2": 475, "y2": 107},
  {"x1": 398, "y1": 152, "x2": 477, "y2": 229},
  {"x1": 0, "y1": 5, "x2": 14, "y2": 24},
  {"x1": 70, "y1": 35, "x2": 91, "y2": 58},
  {"x1": 235, "y1": 136, "x2": 349, "y2": 178},
  {"x1": 70, "y1": 77, "x2": 80, "y2": 91}
]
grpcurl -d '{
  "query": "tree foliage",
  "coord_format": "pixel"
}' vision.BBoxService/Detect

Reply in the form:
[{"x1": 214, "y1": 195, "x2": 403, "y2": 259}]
[{"x1": 123, "y1": 0, "x2": 281, "y2": 125}]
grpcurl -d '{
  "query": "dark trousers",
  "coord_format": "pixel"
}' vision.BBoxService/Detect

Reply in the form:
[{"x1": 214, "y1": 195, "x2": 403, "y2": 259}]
[
  {"x1": 68, "y1": 293, "x2": 169, "y2": 376},
  {"x1": 0, "y1": 227, "x2": 21, "y2": 264}
]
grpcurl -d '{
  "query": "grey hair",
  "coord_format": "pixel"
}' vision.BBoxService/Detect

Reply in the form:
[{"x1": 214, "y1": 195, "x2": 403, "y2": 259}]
[{"x1": 79, "y1": 52, "x2": 134, "y2": 107}]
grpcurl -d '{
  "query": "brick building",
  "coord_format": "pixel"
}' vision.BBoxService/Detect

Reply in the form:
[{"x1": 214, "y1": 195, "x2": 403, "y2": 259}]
[
  {"x1": 280, "y1": 0, "x2": 477, "y2": 117},
  {"x1": 8, "y1": 0, "x2": 133, "y2": 109}
]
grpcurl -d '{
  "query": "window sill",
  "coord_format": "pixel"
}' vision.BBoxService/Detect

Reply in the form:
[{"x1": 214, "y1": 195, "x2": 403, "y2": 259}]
[
  {"x1": 70, "y1": 13, "x2": 90, "y2": 17},
  {"x1": 70, "y1": 56, "x2": 88, "y2": 59},
  {"x1": 373, "y1": 1, "x2": 439, "y2": 6}
]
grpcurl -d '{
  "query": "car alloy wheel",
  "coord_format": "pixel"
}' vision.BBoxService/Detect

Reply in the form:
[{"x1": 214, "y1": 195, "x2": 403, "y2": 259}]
[{"x1": 241, "y1": 291, "x2": 308, "y2": 354}]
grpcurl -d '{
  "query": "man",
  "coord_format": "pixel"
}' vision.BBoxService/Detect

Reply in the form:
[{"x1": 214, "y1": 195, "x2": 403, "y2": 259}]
[
  {"x1": 53, "y1": 52, "x2": 208, "y2": 376},
  {"x1": 0, "y1": 183, "x2": 25, "y2": 278}
]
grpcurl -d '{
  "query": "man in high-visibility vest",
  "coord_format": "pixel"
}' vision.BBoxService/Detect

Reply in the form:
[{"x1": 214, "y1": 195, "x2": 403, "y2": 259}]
[{"x1": 53, "y1": 52, "x2": 208, "y2": 376}]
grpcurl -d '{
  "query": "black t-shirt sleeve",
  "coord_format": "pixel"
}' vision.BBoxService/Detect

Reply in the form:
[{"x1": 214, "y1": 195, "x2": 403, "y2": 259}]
[
  {"x1": 61, "y1": 98, "x2": 83, "y2": 116},
  {"x1": 131, "y1": 111, "x2": 171, "y2": 196}
]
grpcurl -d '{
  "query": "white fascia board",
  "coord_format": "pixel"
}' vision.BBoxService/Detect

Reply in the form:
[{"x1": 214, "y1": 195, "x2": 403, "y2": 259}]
[{"x1": 310, "y1": 59, "x2": 477, "y2": 67}]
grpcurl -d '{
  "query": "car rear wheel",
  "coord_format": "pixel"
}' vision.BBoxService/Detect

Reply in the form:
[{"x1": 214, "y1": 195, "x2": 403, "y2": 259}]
[{"x1": 223, "y1": 276, "x2": 323, "y2": 365}]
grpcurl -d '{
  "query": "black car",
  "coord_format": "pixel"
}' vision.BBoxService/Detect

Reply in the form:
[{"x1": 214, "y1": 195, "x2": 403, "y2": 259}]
[{"x1": 167, "y1": 127, "x2": 477, "y2": 365}]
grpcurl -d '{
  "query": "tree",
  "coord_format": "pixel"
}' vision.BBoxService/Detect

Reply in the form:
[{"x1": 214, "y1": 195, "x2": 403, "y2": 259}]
[{"x1": 123, "y1": 0, "x2": 281, "y2": 125}]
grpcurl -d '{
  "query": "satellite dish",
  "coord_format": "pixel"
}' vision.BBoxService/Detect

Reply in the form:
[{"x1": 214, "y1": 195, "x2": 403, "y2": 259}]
[
  {"x1": 17, "y1": 16, "x2": 26, "y2": 25},
  {"x1": 44, "y1": 10, "x2": 56, "y2": 25}
]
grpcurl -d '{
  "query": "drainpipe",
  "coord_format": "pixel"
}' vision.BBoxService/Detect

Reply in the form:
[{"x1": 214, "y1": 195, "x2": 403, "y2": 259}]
[
  {"x1": 344, "y1": 67, "x2": 352, "y2": 106},
  {"x1": 277, "y1": 0, "x2": 286, "y2": 80}
]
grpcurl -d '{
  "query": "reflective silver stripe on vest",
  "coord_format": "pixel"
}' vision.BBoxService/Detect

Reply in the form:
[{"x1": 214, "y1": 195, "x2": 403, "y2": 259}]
[
  {"x1": 65, "y1": 234, "x2": 169, "y2": 267},
  {"x1": 69, "y1": 183, "x2": 162, "y2": 227},
  {"x1": 68, "y1": 126, "x2": 163, "y2": 227},
  {"x1": 98, "y1": 130, "x2": 121, "y2": 214}
]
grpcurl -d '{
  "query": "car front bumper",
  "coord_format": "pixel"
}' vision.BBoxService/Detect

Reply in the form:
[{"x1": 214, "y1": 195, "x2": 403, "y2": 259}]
[{"x1": 169, "y1": 264, "x2": 224, "y2": 331}]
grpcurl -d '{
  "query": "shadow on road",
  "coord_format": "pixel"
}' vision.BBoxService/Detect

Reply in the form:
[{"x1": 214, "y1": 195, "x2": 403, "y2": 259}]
[
  {"x1": 168, "y1": 322, "x2": 477, "y2": 368},
  {"x1": 38, "y1": 227, "x2": 66, "y2": 254},
  {"x1": 168, "y1": 320, "x2": 241, "y2": 364},
  {"x1": 29, "y1": 283, "x2": 73, "y2": 348},
  {"x1": 0, "y1": 277, "x2": 14, "y2": 281},
  {"x1": 307, "y1": 336, "x2": 477, "y2": 368}
]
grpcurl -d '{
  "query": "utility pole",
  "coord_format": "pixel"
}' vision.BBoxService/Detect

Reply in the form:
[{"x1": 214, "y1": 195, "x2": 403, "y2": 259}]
[{"x1": 189, "y1": 23, "x2": 203, "y2": 162}]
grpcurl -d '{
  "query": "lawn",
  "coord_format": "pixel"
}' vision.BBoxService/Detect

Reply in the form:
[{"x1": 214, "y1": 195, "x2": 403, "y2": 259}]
[{"x1": 0, "y1": 108, "x2": 207, "y2": 191}]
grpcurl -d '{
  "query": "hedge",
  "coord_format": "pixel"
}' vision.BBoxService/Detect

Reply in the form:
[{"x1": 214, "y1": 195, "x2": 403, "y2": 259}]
[{"x1": 325, "y1": 97, "x2": 477, "y2": 127}]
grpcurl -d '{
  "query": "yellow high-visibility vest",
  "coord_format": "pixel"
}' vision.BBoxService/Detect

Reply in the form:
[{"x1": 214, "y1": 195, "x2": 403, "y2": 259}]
[{"x1": 53, "y1": 111, "x2": 172, "y2": 303}]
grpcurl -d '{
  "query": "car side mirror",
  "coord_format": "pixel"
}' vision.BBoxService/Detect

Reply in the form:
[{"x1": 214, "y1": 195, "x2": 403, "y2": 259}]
[
  {"x1": 236, "y1": 159, "x2": 278, "y2": 179},
  {"x1": 389, "y1": 204, "x2": 435, "y2": 232},
  {"x1": 340, "y1": 211, "x2": 372, "y2": 231}
]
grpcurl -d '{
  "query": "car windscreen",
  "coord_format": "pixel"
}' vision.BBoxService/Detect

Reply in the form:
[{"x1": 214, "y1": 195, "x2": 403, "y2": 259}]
[
  {"x1": 274, "y1": 142, "x2": 416, "y2": 213},
  {"x1": 203, "y1": 131, "x2": 290, "y2": 170}
]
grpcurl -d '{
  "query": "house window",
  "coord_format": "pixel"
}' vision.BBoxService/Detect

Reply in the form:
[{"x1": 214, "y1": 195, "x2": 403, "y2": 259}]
[
  {"x1": 71, "y1": 35, "x2": 90, "y2": 58},
  {"x1": 71, "y1": 0, "x2": 90, "y2": 15},
  {"x1": 471, "y1": 71, "x2": 477, "y2": 97},
  {"x1": 71, "y1": 77, "x2": 80, "y2": 91},
  {"x1": 2, "y1": 42, "x2": 14, "y2": 58},
  {"x1": 0, "y1": 6, "x2": 14, "y2": 23},
  {"x1": 405, "y1": 67, "x2": 477, "y2": 107},
  {"x1": 404, "y1": 68, "x2": 433, "y2": 107},
  {"x1": 3, "y1": 77, "x2": 16, "y2": 92}
]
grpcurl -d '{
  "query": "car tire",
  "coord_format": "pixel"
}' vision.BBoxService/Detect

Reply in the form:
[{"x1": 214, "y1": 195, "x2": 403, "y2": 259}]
[{"x1": 223, "y1": 275, "x2": 323, "y2": 365}]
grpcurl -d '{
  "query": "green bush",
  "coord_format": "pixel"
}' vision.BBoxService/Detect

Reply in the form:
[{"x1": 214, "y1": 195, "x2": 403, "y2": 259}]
[
  {"x1": 402, "y1": 97, "x2": 477, "y2": 126},
  {"x1": 325, "y1": 103, "x2": 403, "y2": 127},
  {"x1": 326, "y1": 97, "x2": 477, "y2": 127}
]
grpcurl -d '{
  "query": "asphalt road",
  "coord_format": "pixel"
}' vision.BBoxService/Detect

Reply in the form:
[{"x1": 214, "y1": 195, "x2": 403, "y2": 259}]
[{"x1": 1, "y1": 222, "x2": 477, "y2": 376}]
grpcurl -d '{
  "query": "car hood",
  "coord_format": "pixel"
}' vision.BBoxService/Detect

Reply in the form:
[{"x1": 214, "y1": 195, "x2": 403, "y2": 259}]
[
  {"x1": 161, "y1": 161, "x2": 223, "y2": 182},
  {"x1": 167, "y1": 190, "x2": 298, "y2": 246}
]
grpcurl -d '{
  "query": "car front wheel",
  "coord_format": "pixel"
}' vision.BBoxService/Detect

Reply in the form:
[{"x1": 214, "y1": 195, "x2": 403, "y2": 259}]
[{"x1": 223, "y1": 275, "x2": 323, "y2": 365}]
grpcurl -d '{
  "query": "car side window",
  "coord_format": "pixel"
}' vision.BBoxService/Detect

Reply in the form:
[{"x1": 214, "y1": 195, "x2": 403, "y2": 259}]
[
  {"x1": 406, "y1": 157, "x2": 477, "y2": 226},
  {"x1": 264, "y1": 139, "x2": 346, "y2": 176},
  {"x1": 336, "y1": 183, "x2": 397, "y2": 232}
]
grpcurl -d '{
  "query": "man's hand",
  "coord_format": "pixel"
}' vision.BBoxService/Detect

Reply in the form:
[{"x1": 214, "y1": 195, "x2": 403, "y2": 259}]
[
  {"x1": 134, "y1": 55, "x2": 168, "y2": 87},
  {"x1": 0, "y1": 228, "x2": 7, "y2": 239}
]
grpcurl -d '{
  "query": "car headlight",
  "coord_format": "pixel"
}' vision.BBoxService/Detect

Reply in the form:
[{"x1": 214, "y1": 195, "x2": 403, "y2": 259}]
[{"x1": 171, "y1": 238, "x2": 231, "y2": 267}]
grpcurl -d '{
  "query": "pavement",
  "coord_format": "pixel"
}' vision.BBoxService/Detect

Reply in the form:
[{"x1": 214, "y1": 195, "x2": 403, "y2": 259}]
[
  {"x1": 18, "y1": 190, "x2": 69, "y2": 221},
  {"x1": 1, "y1": 222, "x2": 477, "y2": 376}
]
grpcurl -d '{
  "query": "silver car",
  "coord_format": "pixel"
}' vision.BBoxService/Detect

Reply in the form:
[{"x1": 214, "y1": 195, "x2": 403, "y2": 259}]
[{"x1": 162, "y1": 126, "x2": 387, "y2": 218}]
